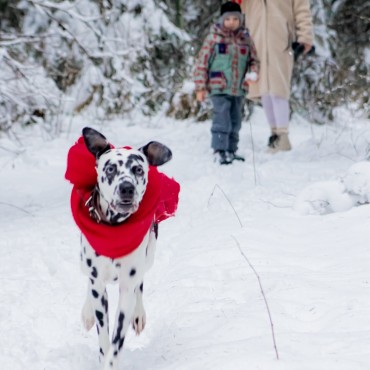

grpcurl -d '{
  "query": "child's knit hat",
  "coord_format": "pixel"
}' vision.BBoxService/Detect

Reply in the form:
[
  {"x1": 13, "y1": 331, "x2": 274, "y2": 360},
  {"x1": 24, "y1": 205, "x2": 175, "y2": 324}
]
[{"x1": 220, "y1": 1, "x2": 243, "y2": 27}]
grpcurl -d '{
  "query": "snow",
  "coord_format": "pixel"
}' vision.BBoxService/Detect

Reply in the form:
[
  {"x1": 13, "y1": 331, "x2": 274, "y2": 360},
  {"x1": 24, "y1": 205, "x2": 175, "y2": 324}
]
[{"x1": 1, "y1": 107, "x2": 370, "y2": 370}]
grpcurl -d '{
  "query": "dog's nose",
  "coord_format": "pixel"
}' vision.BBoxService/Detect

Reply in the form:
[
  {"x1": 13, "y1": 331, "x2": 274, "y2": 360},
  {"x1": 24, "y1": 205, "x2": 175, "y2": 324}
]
[{"x1": 118, "y1": 181, "x2": 135, "y2": 199}]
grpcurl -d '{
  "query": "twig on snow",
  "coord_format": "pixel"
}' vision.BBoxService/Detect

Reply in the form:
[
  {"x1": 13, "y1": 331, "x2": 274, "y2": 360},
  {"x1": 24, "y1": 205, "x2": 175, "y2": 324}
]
[
  {"x1": 0, "y1": 202, "x2": 34, "y2": 216},
  {"x1": 208, "y1": 184, "x2": 279, "y2": 359},
  {"x1": 231, "y1": 235, "x2": 280, "y2": 361},
  {"x1": 0, "y1": 145, "x2": 25, "y2": 155},
  {"x1": 207, "y1": 184, "x2": 243, "y2": 228},
  {"x1": 258, "y1": 198, "x2": 291, "y2": 209},
  {"x1": 248, "y1": 117, "x2": 258, "y2": 186}
]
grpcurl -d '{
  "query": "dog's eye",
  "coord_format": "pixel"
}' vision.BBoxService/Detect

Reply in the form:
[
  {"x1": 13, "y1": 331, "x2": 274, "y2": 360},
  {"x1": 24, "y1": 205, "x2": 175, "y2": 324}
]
[
  {"x1": 132, "y1": 165, "x2": 144, "y2": 176},
  {"x1": 106, "y1": 165, "x2": 116, "y2": 174}
]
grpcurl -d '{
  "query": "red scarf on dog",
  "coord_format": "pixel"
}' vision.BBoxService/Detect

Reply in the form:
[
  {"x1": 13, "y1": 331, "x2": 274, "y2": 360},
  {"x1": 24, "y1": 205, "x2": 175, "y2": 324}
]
[{"x1": 65, "y1": 137, "x2": 180, "y2": 259}]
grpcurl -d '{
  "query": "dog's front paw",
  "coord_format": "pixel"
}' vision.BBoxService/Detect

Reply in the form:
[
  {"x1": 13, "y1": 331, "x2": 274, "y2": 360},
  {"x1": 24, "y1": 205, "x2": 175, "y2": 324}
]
[
  {"x1": 82, "y1": 300, "x2": 95, "y2": 331},
  {"x1": 132, "y1": 310, "x2": 146, "y2": 335}
]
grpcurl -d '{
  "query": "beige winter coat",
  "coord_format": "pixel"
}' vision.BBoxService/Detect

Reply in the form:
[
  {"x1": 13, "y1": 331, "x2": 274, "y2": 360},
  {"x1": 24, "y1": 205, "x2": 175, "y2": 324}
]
[{"x1": 241, "y1": 0, "x2": 313, "y2": 100}]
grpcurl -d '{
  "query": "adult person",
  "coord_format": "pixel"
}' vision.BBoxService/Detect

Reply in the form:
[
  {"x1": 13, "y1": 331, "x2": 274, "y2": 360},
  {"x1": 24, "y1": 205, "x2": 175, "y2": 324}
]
[{"x1": 240, "y1": 0, "x2": 314, "y2": 152}]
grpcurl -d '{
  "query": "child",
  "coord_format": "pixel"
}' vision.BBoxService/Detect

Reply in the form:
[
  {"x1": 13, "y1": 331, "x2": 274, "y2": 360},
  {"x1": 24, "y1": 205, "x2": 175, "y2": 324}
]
[{"x1": 194, "y1": 1, "x2": 259, "y2": 165}]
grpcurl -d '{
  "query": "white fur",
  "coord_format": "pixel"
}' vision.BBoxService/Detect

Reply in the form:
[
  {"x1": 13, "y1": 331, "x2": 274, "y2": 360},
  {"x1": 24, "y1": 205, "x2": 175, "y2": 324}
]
[
  {"x1": 80, "y1": 228, "x2": 157, "y2": 370},
  {"x1": 80, "y1": 144, "x2": 156, "y2": 369},
  {"x1": 77, "y1": 128, "x2": 172, "y2": 369}
]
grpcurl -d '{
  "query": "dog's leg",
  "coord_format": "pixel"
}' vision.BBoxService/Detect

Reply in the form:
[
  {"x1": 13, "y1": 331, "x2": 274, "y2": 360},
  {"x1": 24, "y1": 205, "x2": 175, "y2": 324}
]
[
  {"x1": 145, "y1": 223, "x2": 158, "y2": 271},
  {"x1": 85, "y1": 278, "x2": 110, "y2": 363},
  {"x1": 82, "y1": 280, "x2": 95, "y2": 331},
  {"x1": 132, "y1": 282, "x2": 146, "y2": 335},
  {"x1": 103, "y1": 286, "x2": 136, "y2": 370}
]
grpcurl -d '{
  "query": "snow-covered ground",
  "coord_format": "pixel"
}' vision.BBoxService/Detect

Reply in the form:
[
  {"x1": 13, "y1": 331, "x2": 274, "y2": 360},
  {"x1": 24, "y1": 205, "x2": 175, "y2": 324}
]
[{"x1": 1, "y1": 107, "x2": 370, "y2": 370}]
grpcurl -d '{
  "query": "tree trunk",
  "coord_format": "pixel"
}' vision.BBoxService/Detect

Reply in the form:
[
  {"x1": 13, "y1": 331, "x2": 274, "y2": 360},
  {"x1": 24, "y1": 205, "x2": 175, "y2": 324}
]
[{"x1": 175, "y1": 0, "x2": 183, "y2": 28}]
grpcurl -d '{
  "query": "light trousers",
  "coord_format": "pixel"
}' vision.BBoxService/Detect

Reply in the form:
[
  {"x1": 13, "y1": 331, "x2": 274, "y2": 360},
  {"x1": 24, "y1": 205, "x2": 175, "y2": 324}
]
[{"x1": 261, "y1": 94, "x2": 290, "y2": 131}]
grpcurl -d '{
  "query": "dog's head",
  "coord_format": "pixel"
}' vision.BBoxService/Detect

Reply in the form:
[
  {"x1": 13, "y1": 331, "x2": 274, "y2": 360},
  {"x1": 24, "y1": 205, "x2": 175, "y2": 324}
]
[{"x1": 82, "y1": 127, "x2": 172, "y2": 223}]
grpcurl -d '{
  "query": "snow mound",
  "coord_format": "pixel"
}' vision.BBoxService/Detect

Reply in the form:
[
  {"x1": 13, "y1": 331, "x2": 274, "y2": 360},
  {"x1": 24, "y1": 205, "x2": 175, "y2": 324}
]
[
  {"x1": 294, "y1": 161, "x2": 370, "y2": 215},
  {"x1": 342, "y1": 161, "x2": 370, "y2": 204},
  {"x1": 294, "y1": 180, "x2": 354, "y2": 215}
]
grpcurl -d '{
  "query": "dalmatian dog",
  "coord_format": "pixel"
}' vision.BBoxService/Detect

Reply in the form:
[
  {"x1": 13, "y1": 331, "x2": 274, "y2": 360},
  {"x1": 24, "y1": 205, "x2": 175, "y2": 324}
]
[{"x1": 79, "y1": 127, "x2": 172, "y2": 370}]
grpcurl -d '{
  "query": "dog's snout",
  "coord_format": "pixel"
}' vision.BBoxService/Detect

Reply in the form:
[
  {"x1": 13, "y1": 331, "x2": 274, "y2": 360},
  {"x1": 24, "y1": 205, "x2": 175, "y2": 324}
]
[{"x1": 118, "y1": 181, "x2": 135, "y2": 199}]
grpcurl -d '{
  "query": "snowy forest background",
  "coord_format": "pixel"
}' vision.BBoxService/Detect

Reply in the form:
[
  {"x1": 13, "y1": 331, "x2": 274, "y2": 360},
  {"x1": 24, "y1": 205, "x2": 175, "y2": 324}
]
[
  {"x1": 0, "y1": 0, "x2": 369, "y2": 134},
  {"x1": 2, "y1": 2, "x2": 370, "y2": 369}
]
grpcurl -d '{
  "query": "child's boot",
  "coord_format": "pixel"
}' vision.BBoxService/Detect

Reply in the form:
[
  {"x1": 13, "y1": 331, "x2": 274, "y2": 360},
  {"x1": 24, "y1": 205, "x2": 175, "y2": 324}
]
[
  {"x1": 214, "y1": 150, "x2": 232, "y2": 165},
  {"x1": 227, "y1": 151, "x2": 245, "y2": 162}
]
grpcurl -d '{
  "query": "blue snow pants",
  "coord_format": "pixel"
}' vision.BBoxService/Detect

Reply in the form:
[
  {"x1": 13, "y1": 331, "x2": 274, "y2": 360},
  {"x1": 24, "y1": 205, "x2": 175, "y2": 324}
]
[{"x1": 210, "y1": 94, "x2": 243, "y2": 152}]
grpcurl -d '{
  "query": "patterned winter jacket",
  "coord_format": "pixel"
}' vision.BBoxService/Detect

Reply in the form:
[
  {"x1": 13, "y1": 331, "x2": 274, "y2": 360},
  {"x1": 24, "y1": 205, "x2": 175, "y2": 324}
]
[{"x1": 194, "y1": 24, "x2": 259, "y2": 97}]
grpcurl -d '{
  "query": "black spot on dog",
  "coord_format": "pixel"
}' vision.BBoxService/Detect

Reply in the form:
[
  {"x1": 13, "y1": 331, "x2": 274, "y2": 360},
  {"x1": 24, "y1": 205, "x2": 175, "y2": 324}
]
[
  {"x1": 102, "y1": 159, "x2": 111, "y2": 171},
  {"x1": 114, "y1": 277, "x2": 118, "y2": 281},
  {"x1": 100, "y1": 348, "x2": 104, "y2": 356},
  {"x1": 90, "y1": 278, "x2": 95, "y2": 285},
  {"x1": 80, "y1": 252, "x2": 83, "y2": 261},
  {"x1": 140, "y1": 282, "x2": 143, "y2": 292},
  {"x1": 116, "y1": 262, "x2": 121, "y2": 268},
  {"x1": 86, "y1": 258, "x2": 92, "y2": 267},
  {"x1": 103, "y1": 161, "x2": 118, "y2": 185},
  {"x1": 101, "y1": 295, "x2": 108, "y2": 313},
  {"x1": 118, "y1": 337, "x2": 125, "y2": 350},
  {"x1": 130, "y1": 268, "x2": 136, "y2": 277},
  {"x1": 101, "y1": 176, "x2": 105, "y2": 183},
  {"x1": 135, "y1": 317, "x2": 139, "y2": 325},
  {"x1": 112, "y1": 312, "x2": 125, "y2": 345},
  {"x1": 153, "y1": 223, "x2": 158, "y2": 239},
  {"x1": 91, "y1": 266, "x2": 98, "y2": 278},
  {"x1": 114, "y1": 350, "x2": 118, "y2": 357},
  {"x1": 95, "y1": 310, "x2": 104, "y2": 327},
  {"x1": 118, "y1": 160, "x2": 123, "y2": 166},
  {"x1": 92, "y1": 289, "x2": 99, "y2": 298},
  {"x1": 95, "y1": 251, "x2": 100, "y2": 257}
]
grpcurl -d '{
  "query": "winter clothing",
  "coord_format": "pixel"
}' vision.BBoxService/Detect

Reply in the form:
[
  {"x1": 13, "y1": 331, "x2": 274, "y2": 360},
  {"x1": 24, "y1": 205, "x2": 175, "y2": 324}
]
[
  {"x1": 267, "y1": 129, "x2": 292, "y2": 153},
  {"x1": 210, "y1": 95, "x2": 243, "y2": 152},
  {"x1": 194, "y1": 24, "x2": 259, "y2": 97},
  {"x1": 241, "y1": 0, "x2": 314, "y2": 100},
  {"x1": 228, "y1": 151, "x2": 245, "y2": 162},
  {"x1": 65, "y1": 137, "x2": 180, "y2": 259},
  {"x1": 261, "y1": 94, "x2": 290, "y2": 129},
  {"x1": 214, "y1": 150, "x2": 232, "y2": 165},
  {"x1": 240, "y1": 0, "x2": 313, "y2": 152},
  {"x1": 194, "y1": 14, "x2": 259, "y2": 158},
  {"x1": 220, "y1": 1, "x2": 244, "y2": 25},
  {"x1": 221, "y1": 1, "x2": 242, "y2": 15}
]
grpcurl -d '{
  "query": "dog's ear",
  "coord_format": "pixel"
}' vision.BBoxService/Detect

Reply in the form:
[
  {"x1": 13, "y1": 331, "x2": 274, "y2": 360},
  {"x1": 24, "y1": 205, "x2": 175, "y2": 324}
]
[
  {"x1": 139, "y1": 141, "x2": 172, "y2": 166},
  {"x1": 82, "y1": 127, "x2": 111, "y2": 158}
]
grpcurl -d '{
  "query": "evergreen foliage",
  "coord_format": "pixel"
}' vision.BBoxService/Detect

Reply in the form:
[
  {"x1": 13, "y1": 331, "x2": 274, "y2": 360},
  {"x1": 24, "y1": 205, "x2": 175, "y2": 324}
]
[{"x1": 0, "y1": 0, "x2": 368, "y2": 131}]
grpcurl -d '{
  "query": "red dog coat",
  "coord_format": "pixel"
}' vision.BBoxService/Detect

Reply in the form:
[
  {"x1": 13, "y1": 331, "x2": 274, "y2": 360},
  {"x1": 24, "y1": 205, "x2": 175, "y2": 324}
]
[{"x1": 65, "y1": 137, "x2": 180, "y2": 258}]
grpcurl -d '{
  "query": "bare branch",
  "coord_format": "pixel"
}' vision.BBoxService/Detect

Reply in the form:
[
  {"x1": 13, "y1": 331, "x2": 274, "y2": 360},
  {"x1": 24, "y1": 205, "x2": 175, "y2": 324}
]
[
  {"x1": 207, "y1": 184, "x2": 243, "y2": 228},
  {"x1": 0, "y1": 202, "x2": 34, "y2": 216},
  {"x1": 231, "y1": 235, "x2": 280, "y2": 361}
]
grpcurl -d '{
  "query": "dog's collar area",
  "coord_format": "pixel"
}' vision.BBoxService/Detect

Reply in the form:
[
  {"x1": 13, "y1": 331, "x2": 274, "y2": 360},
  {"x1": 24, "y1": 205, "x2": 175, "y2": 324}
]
[
  {"x1": 85, "y1": 192, "x2": 102, "y2": 224},
  {"x1": 84, "y1": 187, "x2": 131, "y2": 226}
]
